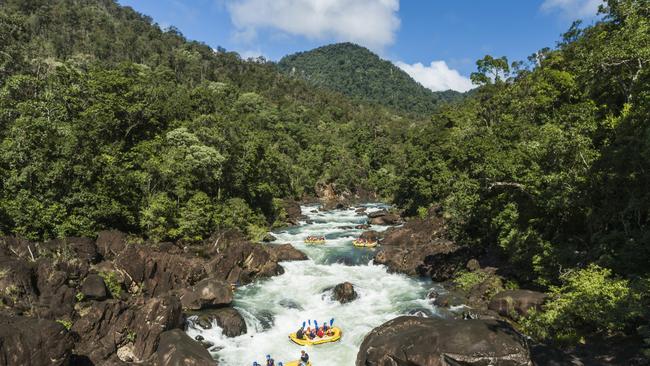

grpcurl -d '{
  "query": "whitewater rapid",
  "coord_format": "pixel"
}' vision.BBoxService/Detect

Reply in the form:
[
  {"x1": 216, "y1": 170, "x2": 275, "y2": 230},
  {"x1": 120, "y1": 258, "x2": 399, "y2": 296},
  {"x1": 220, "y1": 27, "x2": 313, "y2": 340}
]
[{"x1": 186, "y1": 204, "x2": 442, "y2": 365}]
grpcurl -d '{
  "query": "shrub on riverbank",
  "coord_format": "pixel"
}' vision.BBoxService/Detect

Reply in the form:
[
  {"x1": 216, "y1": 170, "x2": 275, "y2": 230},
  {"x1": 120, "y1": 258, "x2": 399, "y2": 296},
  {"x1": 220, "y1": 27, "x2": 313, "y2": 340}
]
[{"x1": 521, "y1": 264, "x2": 640, "y2": 345}]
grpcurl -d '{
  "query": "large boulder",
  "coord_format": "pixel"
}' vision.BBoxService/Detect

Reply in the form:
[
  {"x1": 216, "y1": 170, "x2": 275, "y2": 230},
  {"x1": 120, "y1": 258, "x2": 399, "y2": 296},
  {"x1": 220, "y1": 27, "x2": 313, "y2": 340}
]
[
  {"x1": 194, "y1": 308, "x2": 247, "y2": 337},
  {"x1": 81, "y1": 274, "x2": 109, "y2": 300},
  {"x1": 96, "y1": 230, "x2": 128, "y2": 259},
  {"x1": 0, "y1": 315, "x2": 74, "y2": 366},
  {"x1": 332, "y1": 282, "x2": 358, "y2": 304},
  {"x1": 41, "y1": 237, "x2": 99, "y2": 264},
  {"x1": 369, "y1": 213, "x2": 402, "y2": 226},
  {"x1": 155, "y1": 329, "x2": 216, "y2": 366},
  {"x1": 429, "y1": 290, "x2": 466, "y2": 308},
  {"x1": 71, "y1": 295, "x2": 183, "y2": 364},
  {"x1": 0, "y1": 256, "x2": 36, "y2": 313},
  {"x1": 281, "y1": 199, "x2": 306, "y2": 226},
  {"x1": 489, "y1": 290, "x2": 548, "y2": 319},
  {"x1": 132, "y1": 295, "x2": 185, "y2": 360},
  {"x1": 374, "y1": 217, "x2": 458, "y2": 276},
  {"x1": 34, "y1": 259, "x2": 78, "y2": 319},
  {"x1": 180, "y1": 278, "x2": 233, "y2": 310},
  {"x1": 266, "y1": 243, "x2": 308, "y2": 262},
  {"x1": 356, "y1": 316, "x2": 532, "y2": 366},
  {"x1": 71, "y1": 299, "x2": 135, "y2": 363},
  {"x1": 0, "y1": 236, "x2": 37, "y2": 260},
  {"x1": 114, "y1": 244, "x2": 206, "y2": 297},
  {"x1": 359, "y1": 230, "x2": 380, "y2": 242},
  {"x1": 203, "y1": 231, "x2": 283, "y2": 285}
]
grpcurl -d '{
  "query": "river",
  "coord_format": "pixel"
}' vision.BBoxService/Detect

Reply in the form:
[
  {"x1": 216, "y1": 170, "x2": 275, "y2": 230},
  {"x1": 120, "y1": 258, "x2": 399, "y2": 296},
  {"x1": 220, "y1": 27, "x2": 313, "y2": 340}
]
[{"x1": 186, "y1": 204, "x2": 443, "y2": 365}]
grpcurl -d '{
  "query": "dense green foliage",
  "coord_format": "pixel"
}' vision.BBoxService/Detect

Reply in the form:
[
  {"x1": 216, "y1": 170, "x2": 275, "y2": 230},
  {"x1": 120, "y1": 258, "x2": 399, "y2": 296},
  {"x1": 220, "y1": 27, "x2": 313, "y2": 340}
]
[
  {"x1": 0, "y1": 0, "x2": 649, "y2": 351},
  {"x1": 521, "y1": 264, "x2": 640, "y2": 345},
  {"x1": 0, "y1": 0, "x2": 419, "y2": 241},
  {"x1": 392, "y1": 0, "x2": 650, "y2": 346},
  {"x1": 278, "y1": 42, "x2": 462, "y2": 114}
]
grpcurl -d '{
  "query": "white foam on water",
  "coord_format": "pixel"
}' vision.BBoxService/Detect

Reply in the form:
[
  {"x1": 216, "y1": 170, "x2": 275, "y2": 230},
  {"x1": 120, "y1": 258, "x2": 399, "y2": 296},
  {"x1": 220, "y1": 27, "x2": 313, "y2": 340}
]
[{"x1": 186, "y1": 204, "x2": 439, "y2": 366}]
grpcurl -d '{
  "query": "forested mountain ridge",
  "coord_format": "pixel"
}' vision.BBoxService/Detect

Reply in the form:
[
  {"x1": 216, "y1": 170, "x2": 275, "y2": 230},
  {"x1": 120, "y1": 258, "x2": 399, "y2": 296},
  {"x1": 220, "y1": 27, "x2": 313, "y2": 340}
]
[{"x1": 278, "y1": 42, "x2": 463, "y2": 114}]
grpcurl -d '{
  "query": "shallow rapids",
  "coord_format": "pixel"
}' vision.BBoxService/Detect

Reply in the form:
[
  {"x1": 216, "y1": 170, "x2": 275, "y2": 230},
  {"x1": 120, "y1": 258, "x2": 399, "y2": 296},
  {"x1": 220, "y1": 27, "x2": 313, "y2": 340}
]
[{"x1": 186, "y1": 204, "x2": 441, "y2": 365}]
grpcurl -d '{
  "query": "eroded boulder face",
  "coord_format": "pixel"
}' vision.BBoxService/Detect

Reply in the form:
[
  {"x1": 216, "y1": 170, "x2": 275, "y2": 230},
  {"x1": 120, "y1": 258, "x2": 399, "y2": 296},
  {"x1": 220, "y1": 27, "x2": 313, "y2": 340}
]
[
  {"x1": 81, "y1": 273, "x2": 108, "y2": 300},
  {"x1": 266, "y1": 243, "x2": 308, "y2": 262},
  {"x1": 71, "y1": 295, "x2": 183, "y2": 364},
  {"x1": 0, "y1": 315, "x2": 74, "y2": 366},
  {"x1": 114, "y1": 243, "x2": 207, "y2": 298},
  {"x1": 0, "y1": 256, "x2": 37, "y2": 313},
  {"x1": 155, "y1": 329, "x2": 216, "y2": 366},
  {"x1": 359, "y1": 230, "x2": 380, "y2": 242},
  {"x1": 356, "y1": 316, "x2": 533, "y2": 366},
  {"x1": 203, "y1": 231, "x2": 284, "y2": 285},
  {"x1": 374, "y1": 214, "x2": 462, "y2": 277},
  {"x1": 281, "y1": 199, "x2": 306, "y2": 226},
  {"x1": 180, "y1": 278, "x2": 233, "y2": 310},
  {"x1": 194, "y1": 308, "x2": 247, "y2": 337},
  {"x1": 369, "y1": 213, "x2": 402, "y2": 226}
]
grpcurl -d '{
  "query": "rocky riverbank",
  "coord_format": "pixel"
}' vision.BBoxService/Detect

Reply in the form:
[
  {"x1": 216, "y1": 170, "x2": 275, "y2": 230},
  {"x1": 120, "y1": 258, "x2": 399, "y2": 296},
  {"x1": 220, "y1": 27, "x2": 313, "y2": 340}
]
[{"x1": 0, "y1": 229, "x2": 307, "y2": 365}]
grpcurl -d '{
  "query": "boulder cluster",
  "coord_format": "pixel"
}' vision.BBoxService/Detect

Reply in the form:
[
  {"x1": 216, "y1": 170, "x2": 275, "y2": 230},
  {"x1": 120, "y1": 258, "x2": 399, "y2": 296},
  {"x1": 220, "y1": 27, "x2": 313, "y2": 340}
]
[{"x1": 0, "y1": 229, "x2": 306, "y2": 365}]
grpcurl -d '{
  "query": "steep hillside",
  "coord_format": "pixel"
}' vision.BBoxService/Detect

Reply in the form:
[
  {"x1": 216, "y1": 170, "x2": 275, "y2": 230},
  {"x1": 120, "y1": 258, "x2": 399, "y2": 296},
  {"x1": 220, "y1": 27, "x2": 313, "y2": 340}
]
[
  {"x1": 278, "y1": 42, "x2": 462, "y2": 114},
  {"x1": 0, "y1": 0, "x2": 424, "y2": 242}
]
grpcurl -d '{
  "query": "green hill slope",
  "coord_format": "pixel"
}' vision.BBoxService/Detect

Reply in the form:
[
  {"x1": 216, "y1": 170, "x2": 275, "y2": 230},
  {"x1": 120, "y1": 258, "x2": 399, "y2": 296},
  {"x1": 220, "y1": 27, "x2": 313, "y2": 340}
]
[{"x1": 278, "y1": 43, "x2": 462, "y2": 114}]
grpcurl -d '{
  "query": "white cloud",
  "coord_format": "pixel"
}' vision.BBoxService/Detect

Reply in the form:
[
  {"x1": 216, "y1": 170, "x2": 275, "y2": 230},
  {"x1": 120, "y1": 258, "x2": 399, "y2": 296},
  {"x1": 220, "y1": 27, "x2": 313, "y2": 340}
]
[
  {"x1": 395, "y1": 61, "x2": 474, "y2": 93},
  {"x1": 540, "y1": 0, "x2": 603, "y2": 18},
  {"x1": 239, "y1": 49, "x2": 265, "y2": 59},
  {"x1": 226, "y1": 0, "x2": 400, "y2": 50}
]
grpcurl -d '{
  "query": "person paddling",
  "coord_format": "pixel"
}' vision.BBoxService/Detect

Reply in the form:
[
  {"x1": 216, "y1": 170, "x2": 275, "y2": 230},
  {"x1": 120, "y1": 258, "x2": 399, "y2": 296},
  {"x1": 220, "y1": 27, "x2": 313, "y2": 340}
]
[
  {"x1": 296, "y1": 326, "x2": 305, "y2": 340},
  {"x1": 300, "y1": 350, "x2": 309, "y2": 366},
  {"x1": 266, "y1": 355, "x2": 275, "y2": 366}
]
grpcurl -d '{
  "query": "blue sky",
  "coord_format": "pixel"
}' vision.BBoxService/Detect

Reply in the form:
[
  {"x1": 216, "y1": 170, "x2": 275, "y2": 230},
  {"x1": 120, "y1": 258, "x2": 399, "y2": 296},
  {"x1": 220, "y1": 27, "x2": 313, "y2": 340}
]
[{"x1": 118, "y1": 0, "x2": 602, "y2": 92}]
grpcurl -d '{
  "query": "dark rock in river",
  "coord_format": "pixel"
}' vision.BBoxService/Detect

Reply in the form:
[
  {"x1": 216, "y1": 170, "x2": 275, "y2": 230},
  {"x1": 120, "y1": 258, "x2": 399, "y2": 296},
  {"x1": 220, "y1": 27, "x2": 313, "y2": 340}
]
[
  {"x1": 332, "y1": 282, "x2": 358, "y2": 303},
  {"x1": 368, "y1": 209, "x2": 388, "y2": 218},
  {"x1": 282, "y1": 199, "x2": 306, "y2": 226},
  {"x1": 262, "y1": 233, "x2": 276, "y2": 242},
  {"x1": 257, "y1": 310, "x2": 275, "y2": 330},
  {"x1": 155, "y1": 329, "x2": 216, "y2": 366},
  {"x1": 195, "y1": 308, "x2": 247, "y2": 337},
  {"x1": 430, "y1": 290, "x2": 466, "y2": 308},
  {"x1": 81, "y1": 273, "x2": 108, "y2": 300},
  {"x1": 279, "y1": 298, "x2": 304, "y2": 310},
  {"x1": 0, "y1": 314, "x2": 74, "y2": 366},
  {"x1": 359, "y1": 230, "x2": 380, "y2": 241},
  {"x1": 356, "y1": 316, "x2": 533, "y2": 366},
  {"x1": 180, "y1": 278, "x2": 233, "y2": 310},
  {"x1": 489, "y1": 289, "x2": 548, "y2": 319}
]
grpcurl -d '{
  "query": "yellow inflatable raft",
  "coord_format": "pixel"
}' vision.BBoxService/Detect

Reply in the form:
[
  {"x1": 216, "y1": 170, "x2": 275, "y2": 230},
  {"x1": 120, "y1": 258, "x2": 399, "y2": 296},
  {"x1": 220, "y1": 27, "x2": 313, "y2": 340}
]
[
  {"x1": 303, "y1": 238, "x2": 326, "y2": 245},
  {"x1": 285, "y1": 361, "x2": 312, "y2": 366},
  {"x1": 289, "y1": 327, "x2": 342, "y2": 346},
  {"x1": 352, "y1": 239, "x2": 377, "y2": 248}
]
